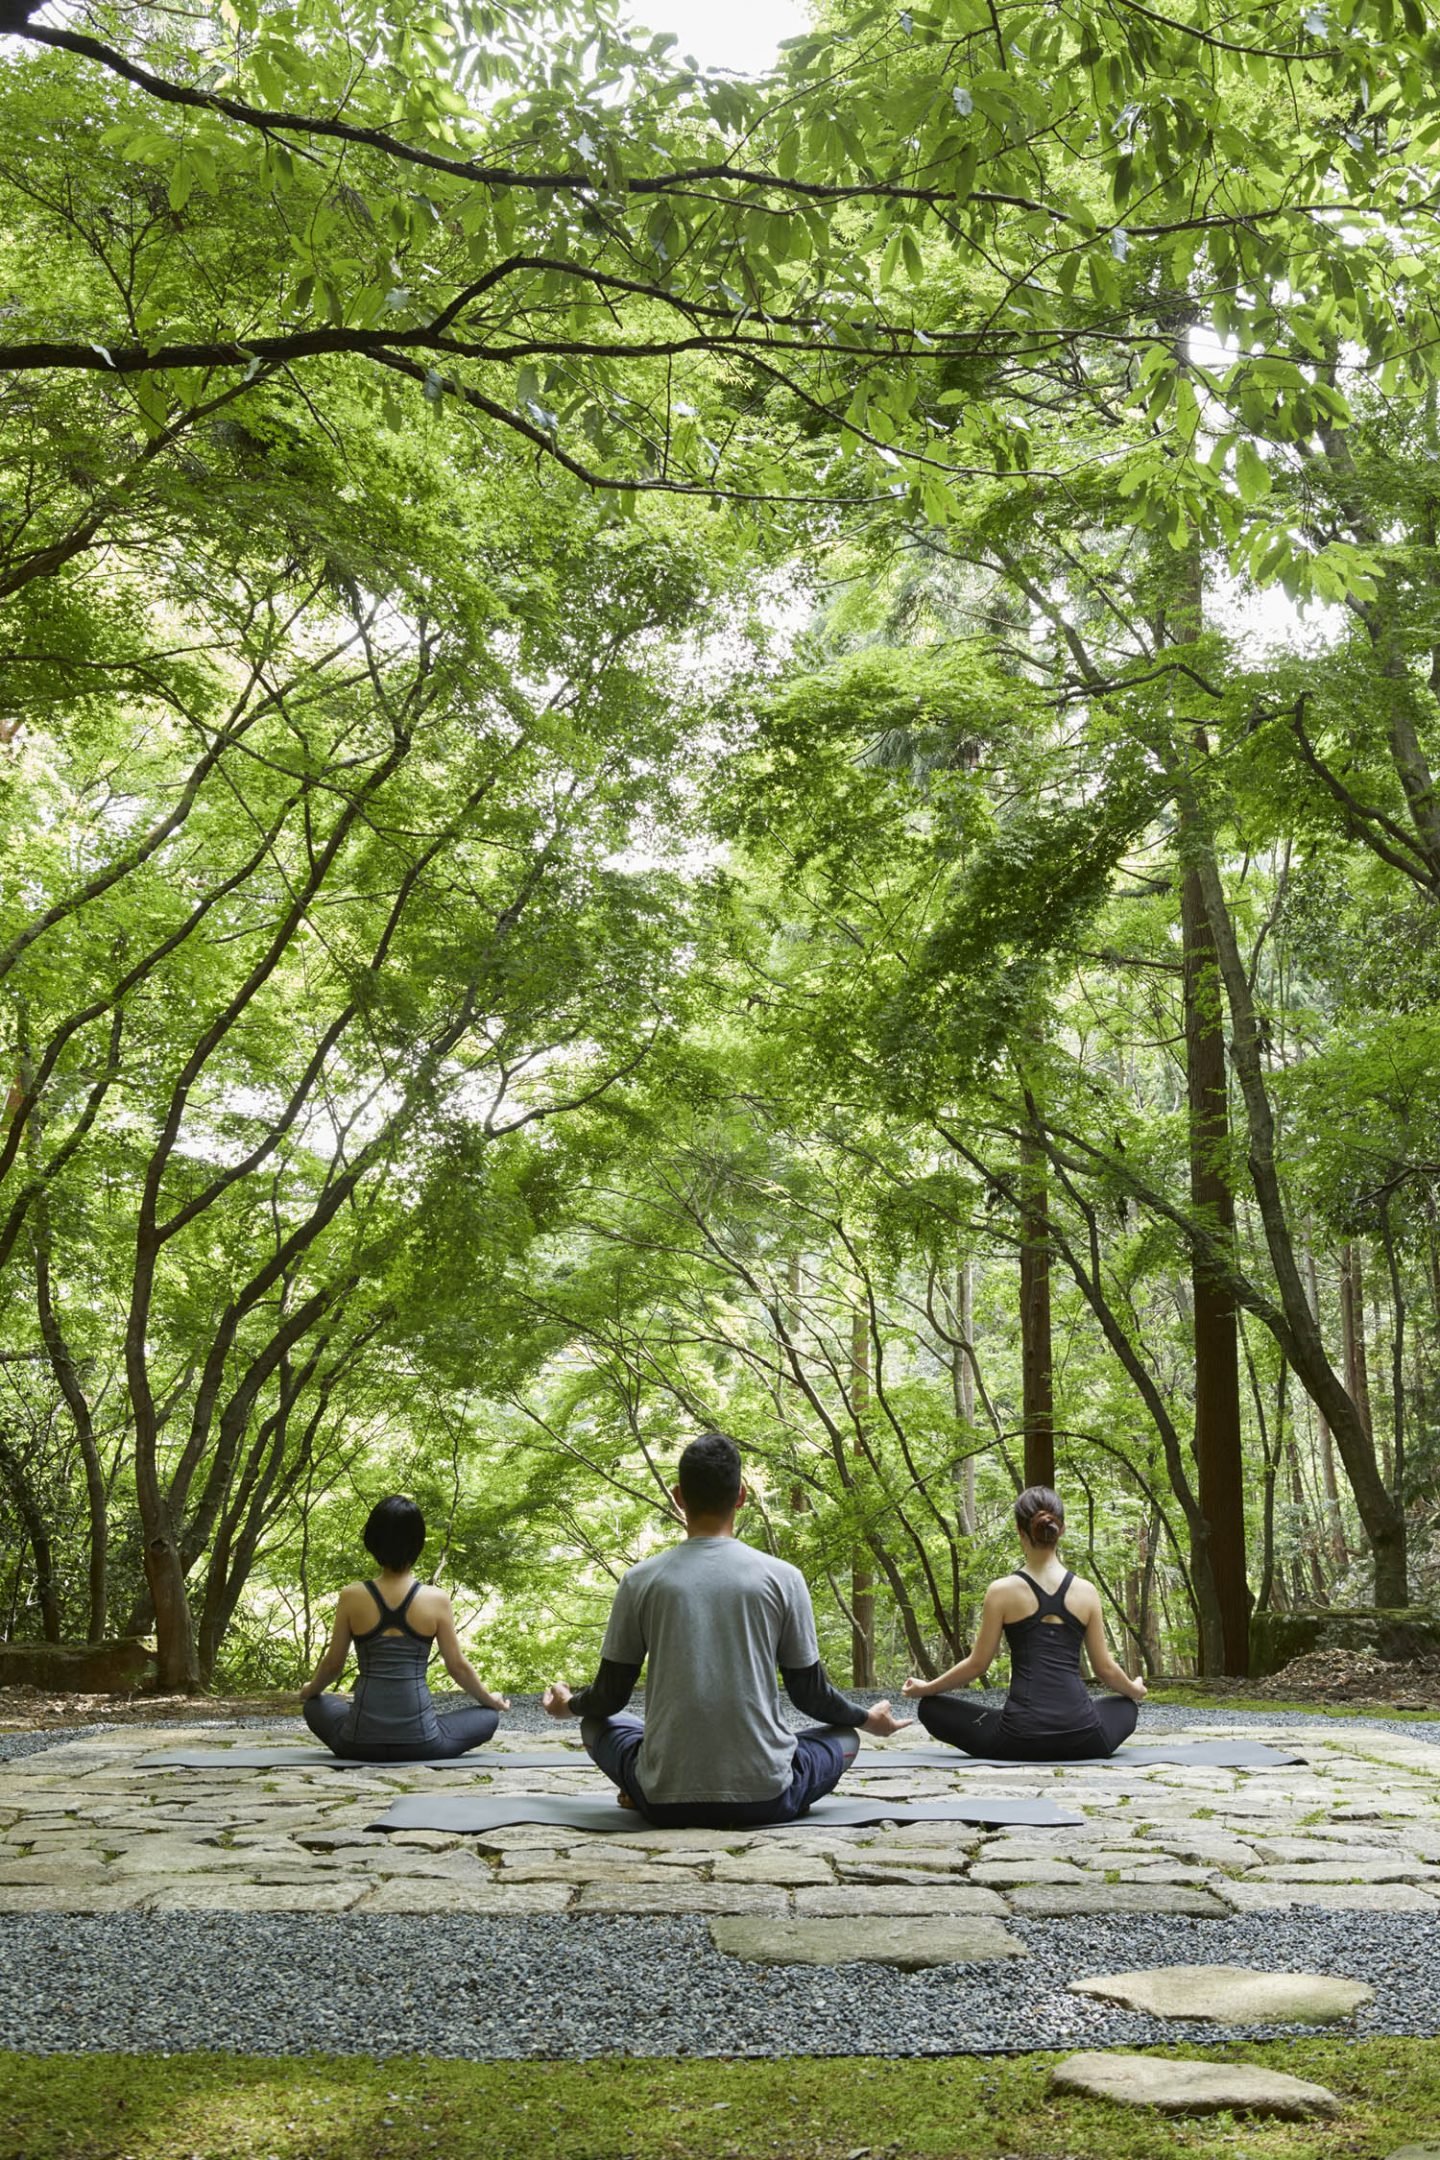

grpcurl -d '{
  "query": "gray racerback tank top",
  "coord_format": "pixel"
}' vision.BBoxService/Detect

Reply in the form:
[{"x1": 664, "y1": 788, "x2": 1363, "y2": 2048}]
[{"x1": 338, "y1": 1581, "x2": 442, "y2": 1751}]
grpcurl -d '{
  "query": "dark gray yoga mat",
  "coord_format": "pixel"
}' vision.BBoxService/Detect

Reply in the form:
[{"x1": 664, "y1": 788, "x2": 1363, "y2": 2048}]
[
  {"x1": 367, "y1": 1790, "x2": 1084, "y2": 1834},
  {"x1": 136, "y1": 1737, "x2": 1303, "y2": 1773},
  {"x1": 858, "y1": 1740, "x2": 1304, "y2": 1770},
  {"x1": 132, "y1": 1746, "x2": 586, "y2": 1771}
]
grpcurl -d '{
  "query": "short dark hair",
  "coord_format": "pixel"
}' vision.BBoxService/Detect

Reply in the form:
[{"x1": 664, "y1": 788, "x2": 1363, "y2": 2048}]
[
  {"x1": 1015, "y1": 1485, "x2": 1064, "y2": 1547},
  {"x1": 677, "y1": 1430, "x2": 743, "y2": 1516},
  {"x1": 363, "y1": 1495, "x2": 426, "y2": 1572}
]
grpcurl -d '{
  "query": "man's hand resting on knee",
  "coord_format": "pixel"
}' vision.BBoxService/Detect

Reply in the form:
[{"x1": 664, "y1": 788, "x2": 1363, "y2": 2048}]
[
  {"x1": 860, "y1": 1699, "x2": 912, "y2": 1737},
  {"x1": 542, "y1": 1683, "x2": 573, "y2": 1719}
]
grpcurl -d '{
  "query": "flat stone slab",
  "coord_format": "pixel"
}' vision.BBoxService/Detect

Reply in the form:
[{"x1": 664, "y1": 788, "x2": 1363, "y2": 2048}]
[
  {"x1": 1051, "y1": 2053, "x2": 1339, "y2": 2118},
  {"x1": 1069, "y1": 1965, "x2": 1374, "y2": 2024},
  {"x1": 794, "y1": 1883, "x2": 1007, "y2": 1917},
  {"x1": 1219, "y1": 1881, "x2": 1437, "y2": 1914},
  {"x1": 709, "y1": 1915, "x2": 1026, "y2": 1968},
  {"x1": 1007, "y1": 1883, "x2": 1226, "y2": 1918}
]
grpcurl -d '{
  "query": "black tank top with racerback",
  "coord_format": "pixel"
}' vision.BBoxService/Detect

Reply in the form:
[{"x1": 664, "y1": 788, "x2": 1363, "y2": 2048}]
[{"x1": 994, "y1": 1569, "x2": 1106, "y2": 1749}]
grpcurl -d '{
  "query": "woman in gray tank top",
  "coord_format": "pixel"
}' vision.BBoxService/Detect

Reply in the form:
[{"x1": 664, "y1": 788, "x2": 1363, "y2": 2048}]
[{"x1": 300, "y1": 1496, "x2": 509, "y2": 1762}]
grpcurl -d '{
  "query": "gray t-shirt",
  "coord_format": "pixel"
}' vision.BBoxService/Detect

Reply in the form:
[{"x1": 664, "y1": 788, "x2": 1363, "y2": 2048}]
[{"x1": 600, "y1": 1535, "x2": 820, "y2": 1804}]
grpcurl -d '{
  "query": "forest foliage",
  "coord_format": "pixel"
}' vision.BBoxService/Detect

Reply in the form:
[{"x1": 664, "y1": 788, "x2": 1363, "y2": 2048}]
[{"x1": 2, "y1": 0, "x2": 1439, "y2": 1689}]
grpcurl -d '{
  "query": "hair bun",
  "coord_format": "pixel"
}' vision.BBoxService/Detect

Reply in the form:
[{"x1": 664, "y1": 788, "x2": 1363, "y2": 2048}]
[{"x1": 1014, "y1": 1484, "x2": 1064, "y2": 1545}]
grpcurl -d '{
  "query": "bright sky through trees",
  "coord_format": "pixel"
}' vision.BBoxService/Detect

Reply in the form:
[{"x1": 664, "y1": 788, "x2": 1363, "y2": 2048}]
[{"x1": 621, "y1": 0, "x2": 809, "y2": 73}]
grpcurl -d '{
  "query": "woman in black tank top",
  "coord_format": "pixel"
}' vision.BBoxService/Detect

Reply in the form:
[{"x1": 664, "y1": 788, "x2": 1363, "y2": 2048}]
[
  {"x1": 300, "y1": 1496, "x2": 510, "y2": 1763},
  {"x1": 901, "y1": 1486, "x2": 1146, "y2": 1761}
]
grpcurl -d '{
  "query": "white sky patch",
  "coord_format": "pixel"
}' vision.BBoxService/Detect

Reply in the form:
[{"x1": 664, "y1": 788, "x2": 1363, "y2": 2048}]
[{"x1": 620, "y1": 0, "x2": 810, "y2": 75}]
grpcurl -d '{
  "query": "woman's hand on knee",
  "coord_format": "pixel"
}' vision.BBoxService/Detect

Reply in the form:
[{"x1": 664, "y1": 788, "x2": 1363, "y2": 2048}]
[{"x1": 900, "y1": 1675, "x2": 931, "y2": 1699}]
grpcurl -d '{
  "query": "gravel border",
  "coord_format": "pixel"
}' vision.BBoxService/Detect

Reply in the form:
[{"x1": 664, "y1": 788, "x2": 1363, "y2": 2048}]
[{"x1": 0, "y1": 1908, "x2": 1435, "y2": 2058}]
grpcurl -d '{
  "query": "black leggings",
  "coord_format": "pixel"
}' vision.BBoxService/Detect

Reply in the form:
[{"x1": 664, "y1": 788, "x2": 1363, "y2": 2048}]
[
  {"x1": 303, "y1": 1694, "x2": 499, "y2": 1762},
  {"x1": 917, "y1": 1691, "x2": 1137, "y2": 1761}
]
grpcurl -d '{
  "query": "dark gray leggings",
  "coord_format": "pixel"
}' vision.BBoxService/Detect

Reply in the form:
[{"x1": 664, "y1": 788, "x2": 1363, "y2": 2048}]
[
  {"x1": 917, "y1": 1690, "x2": 1137, "y2": 1761},
  {"x1": 303, "y1": 1693, "x2": 499, "y2": 1762}
]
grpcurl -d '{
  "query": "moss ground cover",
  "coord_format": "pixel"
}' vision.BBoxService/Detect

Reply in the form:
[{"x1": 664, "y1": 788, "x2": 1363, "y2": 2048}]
[{"x1": 1, "y1": 2044, "x2": 1435, "y2": 2160}]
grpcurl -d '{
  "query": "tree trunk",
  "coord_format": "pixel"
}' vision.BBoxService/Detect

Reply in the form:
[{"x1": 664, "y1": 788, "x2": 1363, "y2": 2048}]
[
  {"x1": 1018, "y1": 1127, "x2": 1054, "y2": 1487},
  {"x1": 1305, "y1": 1247, "x2": 1347, "y2": 1573},
  {"x1": 850, "y1": 1308, "x2": 875, "y2": 1686},
  {"x1": 0, "y1": 1434, "x2": 62, "y2": 1641},
  {"x1": 1179, "y1": 792, "x2": 1408, "y2": 1603},
  {"x1": 34, "y1": 1243, "x2": 107, "y2": 1641},
  {"x1": 1181, "y1": 854, "x2": 1250, "y2": 1675},
  {"x1": 1136, "y1": 1512, "x2": 1163, "y2": 1673},
  {"x1": 1340, "y1": 1242, "x2": 1374, "y2": 1457},
  {"x1": 952, "y1": 1257, "x2": 977, "y2": 1536}
]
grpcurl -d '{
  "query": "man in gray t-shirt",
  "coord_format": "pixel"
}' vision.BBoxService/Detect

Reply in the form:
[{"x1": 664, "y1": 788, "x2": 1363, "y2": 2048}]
[{"x1": 544, "y1": 1429, "x2": 909, "y2": 1825}]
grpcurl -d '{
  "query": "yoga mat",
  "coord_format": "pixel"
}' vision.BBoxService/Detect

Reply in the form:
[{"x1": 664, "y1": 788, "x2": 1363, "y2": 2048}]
[
  {"x1": 859, "y1": 1741, "x2": 1305, "y2": 1770},
  {"x1": 136, "y1": 1737, "x2": 1303, "y2": 1774},
  {"x1": 367, "y1": 1790, "x2": 1084, "y2": 1835},
  {"x1": 129, "y1": 1746, "x2": 567, "y2": 1771}
]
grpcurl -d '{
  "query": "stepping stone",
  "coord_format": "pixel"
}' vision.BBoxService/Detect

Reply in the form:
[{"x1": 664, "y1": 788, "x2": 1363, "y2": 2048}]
[
  {"x1": 1069, "y1": 1965, "x2": 1374, "y2": 2024},
  {"x1": 709, "y1": 1915, "x2": 1025, "y2": 1969},
  {"x1": 1386, "y1": 2147, "x2": 1440, "y2": 2158},
  {"x1": 1051, "y1": 2052, "x2": 1339, "y2": 2118}
]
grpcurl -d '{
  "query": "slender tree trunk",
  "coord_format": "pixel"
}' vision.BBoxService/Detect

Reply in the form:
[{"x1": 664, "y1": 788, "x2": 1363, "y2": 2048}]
[
  {"x1": 850, "y1": 1309, "x2": 875, "y2": 1687},
  {"x1": 1340, "y1": 1243, "x2": 1374, "y2": 1454},
  {"x1": 1305, "y1": 1247, "x2": 1347, "y2": 1572},
  {"x1": 1181, "y1": 851, "x2": 1250, "y2": 1674},
  {"x1": 953, "y1": 1257, "x2": 977, "y2": 1536},
  {"x1": 1178, "y1": 792, "x2": 1408, "y2": 1602},
  {"x1": 1018, "y1": 1128, "x2": 1054, "y2": 1487},
  {"x1": 1137, "y1": 1512, "x2": 1163, "y2": 1672},
  {"x1": 34, "y1": 1246, "x2": 107, "y2": 1641},
  {"x1": 0, "y1": 1435, "x2": 62, "y2": 1641},
  {"x1": 21, "y1": 1038, "x2": 109, "y2": 1644}
]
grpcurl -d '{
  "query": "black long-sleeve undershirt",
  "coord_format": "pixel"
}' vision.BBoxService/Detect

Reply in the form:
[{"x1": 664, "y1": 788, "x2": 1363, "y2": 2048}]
[{"x1": 566, "y1": 1657, "x2": 868, "y2": 1728}]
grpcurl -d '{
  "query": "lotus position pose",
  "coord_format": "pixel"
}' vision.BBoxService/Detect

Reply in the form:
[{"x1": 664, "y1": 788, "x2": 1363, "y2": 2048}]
[
  {"x1": 300, "y1": 1495, "x2": 509, "y2": 1762},
  {"x1": 543, "y1": 1429, "x2": 910, "y2": 1825},
  {"x1": 901, "y1": 1485, "x2": 1146, "y2": 1761}
]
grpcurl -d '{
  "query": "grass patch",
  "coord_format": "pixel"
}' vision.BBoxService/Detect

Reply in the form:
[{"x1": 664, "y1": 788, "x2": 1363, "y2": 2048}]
[{"x1": 0, "y1": 2043, "x2": 1435, "y2": 2160}]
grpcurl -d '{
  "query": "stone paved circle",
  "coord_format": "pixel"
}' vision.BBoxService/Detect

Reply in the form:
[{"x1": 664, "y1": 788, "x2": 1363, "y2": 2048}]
[{"x1": 0, "y1": 1709, "x2": 1436, "y2": 2053}]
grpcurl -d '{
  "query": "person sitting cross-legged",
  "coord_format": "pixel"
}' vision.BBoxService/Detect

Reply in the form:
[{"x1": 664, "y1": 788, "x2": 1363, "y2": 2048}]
[
  {"x1": 543, "y1": 1429, "x2": 910, "y2": 1826},
  {"x1": 901, "y1": 1484, "x2": 1146, "y2": 1761},
  {"x1": 300, "y1": 1495, "x2": 510, "y2": 1763}
]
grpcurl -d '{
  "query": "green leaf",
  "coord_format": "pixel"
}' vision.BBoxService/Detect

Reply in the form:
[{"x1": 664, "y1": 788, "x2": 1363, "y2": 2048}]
[{"x1": 1235, "y1": 441, "x2": 1271, "y2": 504}]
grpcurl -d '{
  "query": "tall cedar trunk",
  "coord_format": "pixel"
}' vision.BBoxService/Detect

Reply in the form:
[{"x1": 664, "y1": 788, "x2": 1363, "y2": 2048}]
[
  {"x1": 1018, "y1": 1128, "x2": 1054, "y2": 1487},
  {"x1": 850, "y1": 1308, "x2": 875, "y2": 1686},
  {"x1": 1181, "y1": 856, "x2": 1250, "y2": 1674}
]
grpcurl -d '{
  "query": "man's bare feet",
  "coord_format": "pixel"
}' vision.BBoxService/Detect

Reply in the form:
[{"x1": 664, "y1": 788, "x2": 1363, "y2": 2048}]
[{"x1": 616, "y1": 1789, "x2": 636, "y2": 1810}]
